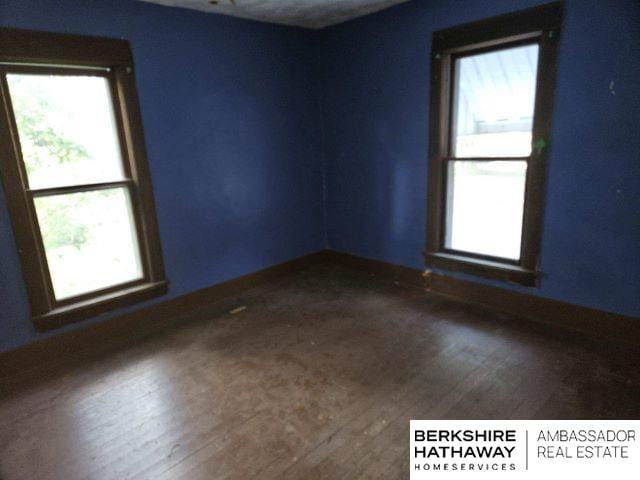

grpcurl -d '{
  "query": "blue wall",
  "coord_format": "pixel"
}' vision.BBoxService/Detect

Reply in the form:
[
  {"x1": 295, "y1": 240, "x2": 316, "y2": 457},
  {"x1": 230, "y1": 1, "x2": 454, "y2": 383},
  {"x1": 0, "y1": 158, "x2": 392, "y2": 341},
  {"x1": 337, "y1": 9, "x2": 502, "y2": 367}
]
[
  {"x1": 2, "y1": 0, "x2": 639, "y2": 352},
  {"x1": 0, "y1": 0, "x2": 325, "y2": 351},
  {"x1": 320, "y1": 0, "x2": 640, "y2": 319}
]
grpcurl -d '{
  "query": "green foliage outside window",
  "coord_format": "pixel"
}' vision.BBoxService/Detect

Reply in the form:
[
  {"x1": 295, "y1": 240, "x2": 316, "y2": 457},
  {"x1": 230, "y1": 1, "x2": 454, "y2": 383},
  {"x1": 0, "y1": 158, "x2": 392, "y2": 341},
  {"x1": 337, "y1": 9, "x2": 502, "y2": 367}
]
[{"x1": 11, "y1": 76, "x2": 91, "y2": 250}]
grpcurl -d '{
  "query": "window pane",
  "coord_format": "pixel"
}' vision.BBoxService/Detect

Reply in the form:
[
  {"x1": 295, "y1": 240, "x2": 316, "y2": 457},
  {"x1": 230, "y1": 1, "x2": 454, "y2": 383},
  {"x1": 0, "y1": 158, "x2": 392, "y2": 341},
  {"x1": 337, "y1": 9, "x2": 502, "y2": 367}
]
[
  {"x1": 445, "y1": 161, "x2": 527, "y2": 260},
  {"x1": 452, "y1": 44, "x2": 539, "y2": 157},
  {"x1": 6, "y1": 74, "x2": 125, "y2": 189},
  {"x1": 34, "y1": 188, "x2": 142, "y2": 300}
]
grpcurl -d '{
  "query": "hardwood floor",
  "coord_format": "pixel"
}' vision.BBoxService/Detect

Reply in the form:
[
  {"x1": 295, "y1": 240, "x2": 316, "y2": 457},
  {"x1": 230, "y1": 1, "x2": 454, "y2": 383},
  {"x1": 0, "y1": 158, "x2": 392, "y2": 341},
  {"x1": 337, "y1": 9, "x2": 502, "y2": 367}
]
[{"x1": 1, "y1": 263, "x2": 639, "y2": 479}]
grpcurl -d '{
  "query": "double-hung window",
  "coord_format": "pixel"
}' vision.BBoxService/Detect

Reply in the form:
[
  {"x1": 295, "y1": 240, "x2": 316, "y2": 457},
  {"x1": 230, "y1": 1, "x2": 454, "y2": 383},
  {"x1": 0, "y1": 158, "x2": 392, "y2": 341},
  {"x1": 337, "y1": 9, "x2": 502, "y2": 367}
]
[
  {"x1": 425, "y1": 3, "x2": 562, "y2": 285},
  {"x1": 0, "y1": 29, "x2": 166, "y2": 330}
]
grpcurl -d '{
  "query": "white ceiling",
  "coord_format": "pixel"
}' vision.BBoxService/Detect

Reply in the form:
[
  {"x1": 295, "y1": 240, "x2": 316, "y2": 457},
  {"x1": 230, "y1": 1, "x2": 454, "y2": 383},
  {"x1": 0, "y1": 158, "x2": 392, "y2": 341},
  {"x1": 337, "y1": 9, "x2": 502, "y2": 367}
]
[{"x1": 140, "y1": 0, "x2": 410, "y2": 29}]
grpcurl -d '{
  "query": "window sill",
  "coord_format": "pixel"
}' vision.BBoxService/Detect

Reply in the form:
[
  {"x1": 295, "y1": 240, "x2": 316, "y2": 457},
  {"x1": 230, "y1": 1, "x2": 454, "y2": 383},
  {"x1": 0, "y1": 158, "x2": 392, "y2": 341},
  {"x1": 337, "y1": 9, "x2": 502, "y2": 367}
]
[
  {"x1": 425, "y1": 252, "x2": 537, "y2": 286},
  {"x1": 33, "y1": 280, "x2": 168, "y2": 332}
]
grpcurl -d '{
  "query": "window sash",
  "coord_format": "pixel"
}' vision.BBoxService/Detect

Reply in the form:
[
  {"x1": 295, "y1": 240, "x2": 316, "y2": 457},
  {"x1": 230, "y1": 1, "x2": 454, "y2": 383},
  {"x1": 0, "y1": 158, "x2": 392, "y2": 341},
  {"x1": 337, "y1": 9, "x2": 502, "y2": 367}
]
[
  {"x1": 425, "y1": 2, "x2": 562, "y2": 286},
  {"x1": 5, "y1": 66, "x2": 133, "y2": 189},
  {"x1": 435, "y1": 41, "x2": 539, "y2": 265},
  {"x1": 0, "y1": 28, "x2": 167, "y2": 330},
  {"x1": 446, "y1": 39, "x2": 540, "y2": 160},
  {"x1": 2, "y1": 66, "x2": 151, "y2": 306},
  {"x1": 440, "y1": 156, "x2": 531, "y2": 264},
  {"x1": 441, "y1": 37, "x2": 539, "y2": 261},
  {"x1": 28, "y1": 182, "x2": 149, "y2": 307}
]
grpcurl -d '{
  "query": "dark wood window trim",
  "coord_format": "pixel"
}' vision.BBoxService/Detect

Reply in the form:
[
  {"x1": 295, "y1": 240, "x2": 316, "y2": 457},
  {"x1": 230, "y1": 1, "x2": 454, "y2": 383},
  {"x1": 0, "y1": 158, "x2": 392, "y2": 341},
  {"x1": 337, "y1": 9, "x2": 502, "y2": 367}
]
[
  {"x1": 425, "y1": 2, "x2": 562, "y2": 287},
  {"x1": 0, "y1": 28, "x2": 167, "y2": 331}
]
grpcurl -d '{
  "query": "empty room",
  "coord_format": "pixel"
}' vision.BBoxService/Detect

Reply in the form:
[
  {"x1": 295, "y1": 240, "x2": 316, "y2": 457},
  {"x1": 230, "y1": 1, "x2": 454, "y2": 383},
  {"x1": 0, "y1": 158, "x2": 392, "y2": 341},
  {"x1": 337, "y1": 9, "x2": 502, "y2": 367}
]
[{"x1": 0, "y1": 0, "x2": 639, "y2": 479}]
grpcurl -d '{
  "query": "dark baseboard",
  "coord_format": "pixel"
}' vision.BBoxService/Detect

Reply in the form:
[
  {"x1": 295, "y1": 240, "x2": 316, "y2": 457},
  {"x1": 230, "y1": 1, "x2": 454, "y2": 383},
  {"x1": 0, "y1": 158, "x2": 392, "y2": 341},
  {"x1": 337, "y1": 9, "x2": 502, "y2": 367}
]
[
  {"x1": 0, "y1": 251, "x2": 327, "y2": 380},
  {"x1": 323, "y1": 250, "x2": 640, "y2": 349},
  {"x1": 2, "y1": 248, "x2": 637, "y2": 380},
  {"x1": 322, "y1": 250, "x2": 424, "y2": 287}
]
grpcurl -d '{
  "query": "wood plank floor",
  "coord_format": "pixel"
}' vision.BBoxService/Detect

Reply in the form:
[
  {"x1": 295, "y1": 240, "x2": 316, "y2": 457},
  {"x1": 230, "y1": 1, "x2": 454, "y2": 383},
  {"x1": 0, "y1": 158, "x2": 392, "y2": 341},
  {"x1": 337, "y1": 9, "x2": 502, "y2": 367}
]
[{"x1": 1, "y1": 263, "x2": 639, "y2": 479}]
